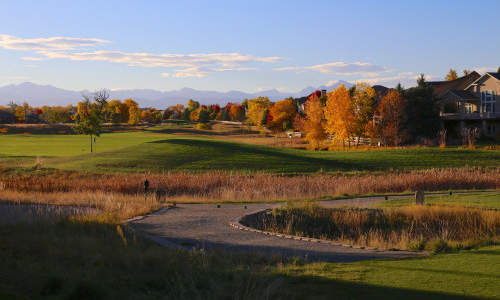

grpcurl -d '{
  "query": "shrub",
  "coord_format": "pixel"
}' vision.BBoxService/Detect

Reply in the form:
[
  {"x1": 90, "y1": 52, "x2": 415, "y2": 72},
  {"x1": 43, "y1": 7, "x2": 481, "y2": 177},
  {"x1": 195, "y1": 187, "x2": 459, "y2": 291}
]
[
  {"x1": 195, "y1": 122, "x2": 211, "y2": 130},
  {"x1": 428, "y1": 239, "x2": 451, "y2": 253}
]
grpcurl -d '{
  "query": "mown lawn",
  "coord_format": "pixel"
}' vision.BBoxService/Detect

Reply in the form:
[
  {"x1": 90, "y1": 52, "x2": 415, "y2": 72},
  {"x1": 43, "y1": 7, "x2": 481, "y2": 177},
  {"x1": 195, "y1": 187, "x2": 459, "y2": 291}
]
[
  {"x1": 0, "y1": 219, "x2": 498, "y2": 299},
  {"x1": 375, "y1": 192, "x2": 500, "y2": 209},
  {"x1": 1, "y1": 132, "x2": 499, "y2": 173},
  {"x1": 281, "y1": 246, "x2": 500, "y2": 299}
]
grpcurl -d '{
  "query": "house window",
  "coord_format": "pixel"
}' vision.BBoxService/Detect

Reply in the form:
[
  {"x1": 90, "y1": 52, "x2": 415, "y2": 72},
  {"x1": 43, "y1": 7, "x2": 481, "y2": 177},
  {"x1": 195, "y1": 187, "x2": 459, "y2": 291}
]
[
  {"x1": 464, "y1": 103, "x2": 474, "y2": 113},
  {"x1": 481, "y1": 90, "x2": 496, "y2": 113}
]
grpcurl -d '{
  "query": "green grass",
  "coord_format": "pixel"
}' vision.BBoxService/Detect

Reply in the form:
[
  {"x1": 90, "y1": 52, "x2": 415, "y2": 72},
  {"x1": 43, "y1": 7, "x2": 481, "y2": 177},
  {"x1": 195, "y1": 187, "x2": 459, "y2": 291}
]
[
  {"x1": 1, "y1": 131, "x2": 500, "y2": 173},
  {"x1": 282, "y1": 246, "x2": 500, "y2": 299},
  {"x1": 375, "y1": 192, "x2": 500, "y2": 209},
  {"x1": 1, "y1": 219, "x2": 499, "y2": 299}
]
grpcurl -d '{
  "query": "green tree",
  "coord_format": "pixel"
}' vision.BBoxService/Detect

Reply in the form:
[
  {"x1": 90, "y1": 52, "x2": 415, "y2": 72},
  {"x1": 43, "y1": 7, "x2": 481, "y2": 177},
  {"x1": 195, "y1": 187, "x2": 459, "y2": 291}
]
[
  {"x1": 497, "y1": 67, "x2": 500, "y2": 73},
  {"x1": 417, "y1": 74, "x2": 426, "y2": 88},
  {"x1": 445, "y1": 69, "x2": 458, "y2": 81},
  {"x1": 402, "y1": 85, "x2": 441, "y2": 143},
  {"x1": 73, "y1": 90, "x2": 109, "y2": 153},
  {"x1": 182, "y1": 108, "x2": 191, "y2": 121},
  {"x1": 198, "y1": 109, "x2": 210, "y2": 123}
]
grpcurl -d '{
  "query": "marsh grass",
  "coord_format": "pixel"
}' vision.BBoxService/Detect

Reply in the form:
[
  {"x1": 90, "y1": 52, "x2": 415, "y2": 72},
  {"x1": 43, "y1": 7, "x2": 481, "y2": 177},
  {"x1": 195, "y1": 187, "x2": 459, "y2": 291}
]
[
  {"x1": 258, "y1": 204, "x2": 500, "y2": 252},
  {"x1": 1, "y1": 168, "x2": 498, "y2": 207}
]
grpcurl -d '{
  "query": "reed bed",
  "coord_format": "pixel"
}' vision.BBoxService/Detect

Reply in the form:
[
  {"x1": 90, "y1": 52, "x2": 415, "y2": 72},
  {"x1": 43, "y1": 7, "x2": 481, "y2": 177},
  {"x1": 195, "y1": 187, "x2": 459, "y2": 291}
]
[
  {"x1": 0, "y1": 190, "x2": 161, "y2": 220},
  {"x1": 257, "y1": 204, "x2": 500, "y2": 251},
  {"x1": 1, "y1": 168, "x2": 499, "y2": 204}
]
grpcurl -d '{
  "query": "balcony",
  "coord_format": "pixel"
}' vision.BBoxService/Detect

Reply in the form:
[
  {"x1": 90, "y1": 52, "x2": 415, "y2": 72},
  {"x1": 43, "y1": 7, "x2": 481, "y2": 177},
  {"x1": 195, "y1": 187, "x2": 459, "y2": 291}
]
[{"x1": 440, "y1": 112, "x2": 500, "y2": 120}]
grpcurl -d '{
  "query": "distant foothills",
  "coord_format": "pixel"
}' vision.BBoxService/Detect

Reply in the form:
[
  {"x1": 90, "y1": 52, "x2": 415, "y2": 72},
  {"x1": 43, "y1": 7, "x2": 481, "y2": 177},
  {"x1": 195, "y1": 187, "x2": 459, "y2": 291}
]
[{"x1": 0, "y1": 80, "x2": 354, "y2": 108}]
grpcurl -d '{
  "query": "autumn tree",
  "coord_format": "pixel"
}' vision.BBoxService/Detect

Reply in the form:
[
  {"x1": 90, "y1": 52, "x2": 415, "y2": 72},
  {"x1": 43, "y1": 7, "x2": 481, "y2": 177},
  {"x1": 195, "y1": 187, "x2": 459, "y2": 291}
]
[
  {"x1": 375, "y1": 90, "x2": 406, "y2": 146},
  {"x1": 246, "y1": 96, "x2": 272, "y2": 126},
  {"x1": 268, "y1": 98, "x2": 296, "y2": 131},
  {"x1": 463, "y1": 69, "x2": 471, "y2": 76},
  {"x1": 124, "y1": 99, "x2": 141, "y2": 125},
  {"x1": 302, "y1": 96, "x2": 326, "y2": 150},
  {"x1": 187, "y1": 99, "x2": 200, "y2": 111},
  {"x1": 351, "y1": 83, "x2": 376, "y2": 144},
  {"x1": 445, "y1": 69, "x2": 458, "y2": 81},
  {"x1": 324, "y1": 84, "x2": 356, "y2": 147},
  {"x1": 228, "y1": 103, "x2": 245, "y2": 121}
]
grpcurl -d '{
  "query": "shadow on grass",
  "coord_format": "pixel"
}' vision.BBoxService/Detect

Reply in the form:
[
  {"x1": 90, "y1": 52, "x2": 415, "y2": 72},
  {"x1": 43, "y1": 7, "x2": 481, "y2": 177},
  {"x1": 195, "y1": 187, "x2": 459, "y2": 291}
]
[
  {"x1": 0, "y1": 219, "x2": 493, "y2": 299},
  {"x1": 150, "y1": 138, "x2": 359, "y2": 172},
  {"x1": 150, "y1": 127, "x2": 259, "y2": 136}
]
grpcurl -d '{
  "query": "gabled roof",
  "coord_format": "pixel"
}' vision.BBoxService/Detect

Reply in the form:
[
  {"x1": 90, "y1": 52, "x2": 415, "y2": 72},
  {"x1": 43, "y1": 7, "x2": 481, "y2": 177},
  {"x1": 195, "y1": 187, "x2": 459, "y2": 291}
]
[
  {"x1": 445, "y1": 90, "x2": 479, "y2": 101},
  {"x1": 486, "y1": 72, "x2": 500, "y2": 81},
  {"x1": 427, "y1": 71, "x2": 481, "y2": 98},
  {"x1": 464, "y1": 72, "x2": 500, "y2": 90}
]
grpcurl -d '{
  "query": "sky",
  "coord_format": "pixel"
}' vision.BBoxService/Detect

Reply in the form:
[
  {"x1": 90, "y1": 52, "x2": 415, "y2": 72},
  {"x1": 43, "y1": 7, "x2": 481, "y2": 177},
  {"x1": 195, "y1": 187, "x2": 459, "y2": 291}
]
[{"x1": 0, "y1": 0, "x2": 499, "y2": 93}]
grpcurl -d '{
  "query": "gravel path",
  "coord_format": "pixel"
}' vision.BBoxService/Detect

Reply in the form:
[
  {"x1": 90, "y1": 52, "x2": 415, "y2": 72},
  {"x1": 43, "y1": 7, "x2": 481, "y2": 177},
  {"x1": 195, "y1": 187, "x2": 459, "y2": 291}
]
[{"x1": 130, "y1": 196, "x2": 422, "y2": 262}]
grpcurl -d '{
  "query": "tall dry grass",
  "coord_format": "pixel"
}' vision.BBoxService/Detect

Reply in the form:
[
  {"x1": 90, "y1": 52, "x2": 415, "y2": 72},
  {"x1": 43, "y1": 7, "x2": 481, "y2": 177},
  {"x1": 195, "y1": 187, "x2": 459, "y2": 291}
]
[
  {"x1": 0, "y1": 190, "x2": 161, "y2": 220},
  {"x1": 1, "y1": 168, "x2": 499, "y2": 203},
  {"x1": 256, "y1": 204, "x2": 500, "y2": 251}
]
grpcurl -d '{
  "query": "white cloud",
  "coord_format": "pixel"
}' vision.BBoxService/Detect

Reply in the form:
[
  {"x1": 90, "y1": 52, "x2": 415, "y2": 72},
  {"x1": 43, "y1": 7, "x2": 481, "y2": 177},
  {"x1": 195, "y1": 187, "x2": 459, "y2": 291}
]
[
  {"x1": 0, "y1": 34, "x2": 108, "y2": 51},
  {"x1": 0, "y1": 34, "x2": 281, "y2": 78},
  {"x1": 274, "y1": 61, "x2": 390, "y2": 77},
  {"x1": 173, "y1": 66, "x2": 256, "y2": 78},
  {"x1": 24, "y1": 50, "x2": 280, "y2": 69},
  {"x1": 353, "y1": 72, "x2": 430, "y2": 87},
  {"x1": 474, "y1": 66, "x2": 497, "y2": 74},
  {"x1": 161, "y1": 72, "x2": 170, "y2": 77}
]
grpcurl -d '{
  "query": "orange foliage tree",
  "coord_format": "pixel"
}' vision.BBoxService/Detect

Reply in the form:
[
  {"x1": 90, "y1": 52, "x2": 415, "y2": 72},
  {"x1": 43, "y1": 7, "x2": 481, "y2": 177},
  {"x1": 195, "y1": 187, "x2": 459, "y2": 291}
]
[
  {"x1": 228, "y1": 104, "x2": 245, "y2": 121},
  {"x1": 375, "y1": 90, "x2": 407, "y2": 145},
  {"x1": 324, "y1": 84, "x2": 355, "y2": 147},
  {"x1": 302, "y1": 96, "x2": 326, "y2": 150},
  {"x1": 268, "y1": 99, "x2": 296, "y2": 131}
]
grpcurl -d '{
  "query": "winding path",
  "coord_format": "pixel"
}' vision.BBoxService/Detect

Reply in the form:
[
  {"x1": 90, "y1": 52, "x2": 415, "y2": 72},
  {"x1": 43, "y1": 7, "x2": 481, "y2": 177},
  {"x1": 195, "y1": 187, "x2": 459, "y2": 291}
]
[{"x1": 130, "y1": 196, "x2": 423, "y2": 262}]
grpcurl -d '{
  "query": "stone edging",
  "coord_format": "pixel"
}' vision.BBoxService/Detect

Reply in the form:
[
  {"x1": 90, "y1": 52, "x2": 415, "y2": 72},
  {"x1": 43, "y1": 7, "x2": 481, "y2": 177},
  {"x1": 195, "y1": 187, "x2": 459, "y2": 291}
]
[{"x1": 228, "y1": 209, "x2": 389, "y2": 252}]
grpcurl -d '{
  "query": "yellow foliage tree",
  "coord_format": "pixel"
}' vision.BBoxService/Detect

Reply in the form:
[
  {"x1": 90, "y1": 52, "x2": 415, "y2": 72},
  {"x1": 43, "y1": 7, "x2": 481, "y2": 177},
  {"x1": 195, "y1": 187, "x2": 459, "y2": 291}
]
[
  {"x1": 123, "y1": 100, "x2": 140, "y2": 125},
  {"x1": 351, "y1": 83, "x2": 376, "y2": 143},
  {"x1": 302, "y1": 96, "x2": 326, "y2": 150},
  {"x1": 324, "y1": 84, "x2": 355, "y2": 147},
  {"x1": 246, "y1": 96, "x2": 271, "y2": 126},
  {"x1": 15, "y1": 106, "x2": 25, "y2": 122}
]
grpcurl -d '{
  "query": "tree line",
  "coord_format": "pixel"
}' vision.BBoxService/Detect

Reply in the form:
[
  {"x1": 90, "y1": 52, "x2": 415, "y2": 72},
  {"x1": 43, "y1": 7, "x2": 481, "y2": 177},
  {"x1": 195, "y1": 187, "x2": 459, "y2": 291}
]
[{"x1": 1, "y1": 75, "x2": 445, "y2": 149}]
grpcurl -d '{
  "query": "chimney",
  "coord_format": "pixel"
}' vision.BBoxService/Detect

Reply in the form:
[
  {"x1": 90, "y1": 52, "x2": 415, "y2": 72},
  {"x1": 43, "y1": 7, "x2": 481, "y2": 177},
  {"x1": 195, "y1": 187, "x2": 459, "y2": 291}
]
[{"x1": 321, "y1": 89, "x2": 327, "y2": 96}]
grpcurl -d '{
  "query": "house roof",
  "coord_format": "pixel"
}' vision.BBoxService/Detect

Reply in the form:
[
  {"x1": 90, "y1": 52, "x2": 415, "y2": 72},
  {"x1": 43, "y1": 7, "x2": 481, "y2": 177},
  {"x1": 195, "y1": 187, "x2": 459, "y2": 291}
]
[
  {"x1": 446, "y1": 90, "x2": 479, "y2": 100},
  {"x1": 486, "y1": 72, "x2": 500, "y2": 81},
  {"x1": 463, "y1": 72, "x2": 500, "y2": 90},
  {"x1": 372, "y1": 85, "x2": 390, "y2": 97},
  {"x1": 427, "y1": 71, "x2": 481, "y2": 98}
]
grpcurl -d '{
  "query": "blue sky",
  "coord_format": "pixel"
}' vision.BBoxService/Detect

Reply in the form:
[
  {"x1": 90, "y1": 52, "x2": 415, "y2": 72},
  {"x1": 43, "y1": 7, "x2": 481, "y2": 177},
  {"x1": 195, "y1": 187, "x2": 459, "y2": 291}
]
[{"x1": 0, "y1": 0, "x2": 498, "y2": 92}]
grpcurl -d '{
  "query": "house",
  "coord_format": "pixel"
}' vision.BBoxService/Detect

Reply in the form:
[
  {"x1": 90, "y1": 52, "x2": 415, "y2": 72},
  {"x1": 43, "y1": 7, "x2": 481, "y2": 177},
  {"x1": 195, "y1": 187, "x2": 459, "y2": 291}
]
[{"x1": 429, "y1": 71, "x2": 499, "y2": 137}]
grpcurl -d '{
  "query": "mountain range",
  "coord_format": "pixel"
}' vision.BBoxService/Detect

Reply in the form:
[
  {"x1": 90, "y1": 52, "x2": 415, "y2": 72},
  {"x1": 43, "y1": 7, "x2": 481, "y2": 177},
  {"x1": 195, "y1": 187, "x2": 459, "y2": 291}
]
[{"x1": 0, "y1": 80, "x2": 353, "y2": 108}]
